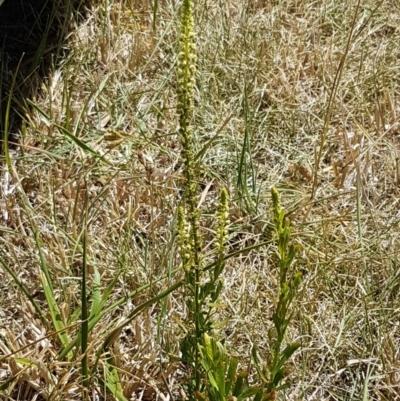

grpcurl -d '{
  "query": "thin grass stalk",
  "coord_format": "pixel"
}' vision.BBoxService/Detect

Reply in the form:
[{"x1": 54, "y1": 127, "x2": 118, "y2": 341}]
[
  {"x1": 152, "y1": 0, "x2": 159, "y2": 31},
  {"x1": 237, "y1": 80, "x2": 256, "y2": 213},
  {"x1": 81, "y1": 227, "x2": 89, "y2": 397},
  {"x1": 3, "y1": 57, "x2": 22, "y2": 171},
  {"x1": 312, "y1": 0, "x2": 362, "y2": 197}
]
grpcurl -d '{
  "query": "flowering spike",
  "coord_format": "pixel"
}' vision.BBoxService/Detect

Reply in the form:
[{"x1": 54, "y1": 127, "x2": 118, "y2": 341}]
[{"x1": 216, "y1": 188, "x2": 230, "y2": 258}]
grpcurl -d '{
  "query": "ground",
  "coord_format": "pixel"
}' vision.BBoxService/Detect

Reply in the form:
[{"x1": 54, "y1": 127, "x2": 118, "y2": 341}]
[{"x1": 0, "y1": 0, "x2": 400, "y2": 400}]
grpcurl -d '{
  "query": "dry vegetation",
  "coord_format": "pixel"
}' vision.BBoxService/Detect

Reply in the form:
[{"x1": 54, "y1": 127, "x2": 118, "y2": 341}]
[{"x1": 1, "y1": 0, "x2": 400, "y2": 399}]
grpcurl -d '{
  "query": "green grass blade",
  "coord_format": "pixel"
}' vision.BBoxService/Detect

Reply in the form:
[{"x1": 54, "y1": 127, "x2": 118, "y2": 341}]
[
  {"x1": 26, "y1": 99, "x2": 111, "y2": 165},
  {"x1": 98, "y1": 364, "x2": 128, "y2": 401},
  {"x1": 56, "y1": 124, "x2": 111, "y2": 164},
  {"x1": 40, "y1": 270, "x2": 70, "y2": 351},
  {"x1": 30, "y1": 225, "x2": 70, "y2": 354},
  {"x1": 89, "y1": 270, "x2": 121, "y2": 320}
]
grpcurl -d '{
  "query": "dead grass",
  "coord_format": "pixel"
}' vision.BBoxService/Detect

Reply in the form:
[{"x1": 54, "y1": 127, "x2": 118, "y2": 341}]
[{"x1": 1, "y1": 0, "x2": 400, "y2": 399}]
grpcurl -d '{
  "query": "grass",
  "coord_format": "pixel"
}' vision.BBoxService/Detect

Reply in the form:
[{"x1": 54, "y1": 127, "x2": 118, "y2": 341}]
[{"x1": 1, "y1": 0, "x2": 400, "y2": 399}]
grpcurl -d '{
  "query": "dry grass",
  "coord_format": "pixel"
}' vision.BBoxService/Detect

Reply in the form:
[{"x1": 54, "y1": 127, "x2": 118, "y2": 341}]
[{"x1": 1, "y1": 0, "x2": 400, "y2": 399}]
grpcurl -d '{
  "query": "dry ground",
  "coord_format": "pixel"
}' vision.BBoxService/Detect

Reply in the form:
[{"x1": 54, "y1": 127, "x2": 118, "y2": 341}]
[{"x1": 1, "y1": 0, "x2": 400, "y2": 399}]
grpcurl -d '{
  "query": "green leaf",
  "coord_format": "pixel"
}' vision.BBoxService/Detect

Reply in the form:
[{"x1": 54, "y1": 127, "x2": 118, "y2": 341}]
[
  {"x1": 272, "y1": 368, "x2": 284, "y2": 386},
  {"x1": 0, "y1": 375, "x2": 16, "y2": 391},
  {"x1": 251, "y1": 346, "x2": 268, "y2": 383},
  {"x1": 237, "y1": 386, "x2": 260, "y2": 401},
  {"x1": 208, "y1": 370, "x2": 219, "y2": 390},
  {"x1": 232, "y1": 371, "x2": 248, "y2": 397},
  {"x1": 225, "y1": 357, "x2": 238, "y2": 396},
  {"x1": 14, "y1": 357, "x2": 37, "y2": 366},
  {"x1": 215, "y1": 361, "x2": 226, "y2": 395},
  {"x1": 98, "y1": 360, "x2": 128, "y2": 401},
  {"x1": 276, "y1": 342, "x2": 301, "y2": 371},
  {"x1": 274, "y1": 381, "x2": 291, "y2": 391},
  {"x1": 284, "y1": 244, "x2": 298, "y2": 269},
  {"x1": 253, "y1": 388, "x2": 263, "y2": 401},
  {"x1": 204, "y1": 333, "x2": 214, "y2": 361}
]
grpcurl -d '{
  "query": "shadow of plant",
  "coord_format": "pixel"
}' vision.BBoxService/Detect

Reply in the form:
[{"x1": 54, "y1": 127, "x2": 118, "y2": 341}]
[{"x1": 0, "y1": 0, "x2": 86, "y2": 143}]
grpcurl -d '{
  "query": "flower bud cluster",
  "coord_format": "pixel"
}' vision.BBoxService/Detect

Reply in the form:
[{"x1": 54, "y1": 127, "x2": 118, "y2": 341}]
[
  {"x1": 177, "y1": 0, "x2": 197, "y2": 129},
  {"x1": 177, "y1": 0, "x2": 197, "y2": 200},
  {"x1": 176, "y1": 0, "x2": 201, "y2": 261},
  {"x1": 216, "y1": 188, "x2": 230, "y2": 258},
  {"x1": 178, "y1": 206, "x2": 192, "y2": 271},
  {"x1": 271, "y1": 187, "x2": 282, "y2": 231}
]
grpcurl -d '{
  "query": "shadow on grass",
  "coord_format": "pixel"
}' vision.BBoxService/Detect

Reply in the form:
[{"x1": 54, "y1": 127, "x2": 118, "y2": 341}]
[{"x1": 0, "y1": 0, "x2": 87, "y2": 145}]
